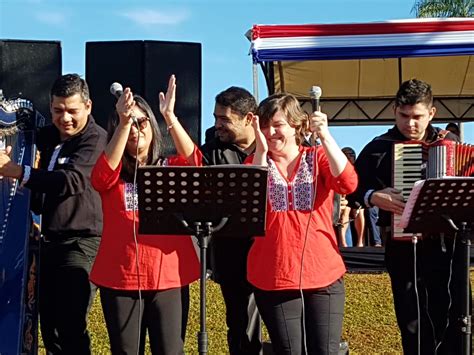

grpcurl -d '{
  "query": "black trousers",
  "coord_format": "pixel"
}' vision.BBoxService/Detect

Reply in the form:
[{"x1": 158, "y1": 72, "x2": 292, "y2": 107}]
[
  {"x1": 254, "y1": 278, "x2": 345, "y2": 355},
  {"x1": 100, "y1": 286, "x2": 190, "y2": 355},
  {"x1": 39, "y1": 236, "x2": 100, "y2": 355},
  {"x1": 219, "y1": 280, "x2": 262, "y2": 355},
  {"x1": 386, "y1": 236, "x2": 472, "y2": 355},
  {"x1": 211, "y1": 238, "x2": 262, "y2": 355}
]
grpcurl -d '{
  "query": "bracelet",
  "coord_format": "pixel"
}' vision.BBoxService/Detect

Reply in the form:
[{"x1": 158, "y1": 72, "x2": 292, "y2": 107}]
[
  {"x1": 364, "y1": 189, "x2": 375, "y2": 208},
  {"x1": 167, "y1": 119, "x2": 179, "y2": 131}
]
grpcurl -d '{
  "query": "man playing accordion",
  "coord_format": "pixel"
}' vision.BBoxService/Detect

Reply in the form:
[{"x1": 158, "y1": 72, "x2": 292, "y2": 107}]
[{"x1": 348, "y1": 79, "x2": 470, "y2": 355}]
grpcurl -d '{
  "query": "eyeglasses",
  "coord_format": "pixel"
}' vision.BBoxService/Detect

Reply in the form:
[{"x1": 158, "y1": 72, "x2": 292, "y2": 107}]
[{"x1": 133, "y1": 116, "x2": 149, "y2": 131}]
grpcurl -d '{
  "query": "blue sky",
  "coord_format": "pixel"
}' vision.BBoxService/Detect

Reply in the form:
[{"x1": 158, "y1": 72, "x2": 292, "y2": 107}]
[{"x1": 1, "y1": 0, "x2": 473, "y2": 154}]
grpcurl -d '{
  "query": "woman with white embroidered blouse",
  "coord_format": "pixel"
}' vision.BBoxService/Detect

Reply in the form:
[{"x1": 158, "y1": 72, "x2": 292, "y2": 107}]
[{"x1": 247, "y1": 93, "x2": 358, "y2": 355}]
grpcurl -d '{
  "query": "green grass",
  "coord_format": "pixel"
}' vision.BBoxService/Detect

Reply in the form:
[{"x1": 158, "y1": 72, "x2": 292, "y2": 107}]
[{"x1": 39, "y1": 271, "x2": 473, "y2": 354}]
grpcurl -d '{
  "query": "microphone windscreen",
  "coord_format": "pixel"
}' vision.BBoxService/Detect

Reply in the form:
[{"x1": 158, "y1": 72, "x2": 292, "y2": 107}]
[
  {"x1": 110, "y1": 82, "x2": 123, "y2": 98},
  {"x1": 310, "y1": 86, "x2": 322, "y2": 99}
]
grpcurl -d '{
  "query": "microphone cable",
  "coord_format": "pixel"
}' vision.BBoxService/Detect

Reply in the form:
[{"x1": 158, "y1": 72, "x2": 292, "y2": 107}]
[
  {"x1": 298, "y1": 145, "x2": 319, "y2": 355},
  {"x1": 433, "y1": 232, "x2": 457, "y2": 354},
  {"x1": 411, "y1": 234, "x2": 421, "y2": 355},
  {"x1": 411, "y1": 232, "x2": 457, "y2": 355},
  {"x1": 132, "y1": 121, "x2": 143, "y2": 355},
  {"x1": 110, "y1": 84, "x2": 143, "y2": 354}
]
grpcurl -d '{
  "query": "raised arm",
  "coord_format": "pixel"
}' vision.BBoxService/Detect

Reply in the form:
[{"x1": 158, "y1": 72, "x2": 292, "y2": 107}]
[
  {"x1": 250, "y1": 114, "x2": 268, "y2": 166},
  {"x1": 309, "y1": 110, "x2": 347, "y2": 176},
  {"x1": 104, "y1": 87, "x2": 135, "y2": 170},
  {"x1": 159, "y1": 75, "x2": 195, "y2": 164}
]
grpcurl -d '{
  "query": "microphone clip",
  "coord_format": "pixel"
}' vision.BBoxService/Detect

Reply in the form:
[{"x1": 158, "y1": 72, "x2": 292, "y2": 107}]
[{"x1": 130, "y1": 115, "x2": 139, "y2": 128}]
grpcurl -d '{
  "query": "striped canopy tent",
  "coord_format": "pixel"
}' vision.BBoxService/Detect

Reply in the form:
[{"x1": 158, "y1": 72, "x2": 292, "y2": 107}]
[{"x1": 249, "y1": 18, "x2": 474, "y2": 125}]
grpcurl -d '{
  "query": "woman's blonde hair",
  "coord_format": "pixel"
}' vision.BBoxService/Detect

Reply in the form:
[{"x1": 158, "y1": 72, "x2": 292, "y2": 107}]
[{"x1": 256, "y1": 93, "x2": 309, "y2": 145}]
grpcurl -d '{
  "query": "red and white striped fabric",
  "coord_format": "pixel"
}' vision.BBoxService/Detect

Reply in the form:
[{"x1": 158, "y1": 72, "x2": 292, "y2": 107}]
[{"x1": 250, "y1": 18, "x2": 474, "y2": 62}]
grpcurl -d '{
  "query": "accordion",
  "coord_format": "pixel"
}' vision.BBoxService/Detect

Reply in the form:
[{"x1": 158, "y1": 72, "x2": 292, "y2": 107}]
[
  {"x1": 392, "y1": 139, "x2": 474, "y2": 240},
  {"x1": 0, "y1": 97, "x2": 44, "y2": 354}
]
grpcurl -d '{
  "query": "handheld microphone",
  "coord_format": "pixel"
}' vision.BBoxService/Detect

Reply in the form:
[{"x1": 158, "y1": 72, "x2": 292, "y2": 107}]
[
  {"x1": 110, "y1": 82, "x2": 123, "y2": 99},
  {"x1": 309, "y1": 86, "x2": 322, "y2": 112},
  {"x1": 309, "y1": 86, "x2": 322, "y2": 146},
  {"x1": 109, "y1": 82, "x2": 138, "y2": 127}
]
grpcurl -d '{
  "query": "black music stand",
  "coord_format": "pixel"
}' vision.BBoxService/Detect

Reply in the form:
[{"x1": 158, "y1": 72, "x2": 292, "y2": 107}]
[
  {"x1": 136, "y1": 165, "x2": 268, "y2": 355},
  {"x1": 404, "y1": 177, "x2": 474, "y2": 355}
]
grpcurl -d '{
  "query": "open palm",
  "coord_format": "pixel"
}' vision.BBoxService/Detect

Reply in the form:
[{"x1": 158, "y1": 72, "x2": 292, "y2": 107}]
[
  {"x1": 250, "y1": 114, "x2": 268, "y2": 154},
  {"x1": 159, "y1": 74, "x2": 177, "y2": 119}
]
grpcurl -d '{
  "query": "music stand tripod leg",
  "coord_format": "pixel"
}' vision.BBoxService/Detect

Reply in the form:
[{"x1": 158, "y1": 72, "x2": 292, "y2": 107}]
[{"x1": 194, "y1": 221, "x2": 211, "y2": 355}]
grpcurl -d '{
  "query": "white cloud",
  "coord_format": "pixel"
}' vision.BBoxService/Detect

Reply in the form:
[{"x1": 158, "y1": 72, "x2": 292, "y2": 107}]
[
  {"x1": 120, "y1": 9, "x2": 189, "y2": 26},
  {"x1": 35, "y1": 11, "x2": 66, "y2": 26}
]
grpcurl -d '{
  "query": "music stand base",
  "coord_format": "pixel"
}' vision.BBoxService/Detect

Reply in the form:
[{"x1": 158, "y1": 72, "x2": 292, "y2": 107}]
[
  {"x1": 198, "y1": 331, "x2": 208, "y2": 355},
  {"x1": 193, "y1": 222, "x2": 211, "y2": 355}
]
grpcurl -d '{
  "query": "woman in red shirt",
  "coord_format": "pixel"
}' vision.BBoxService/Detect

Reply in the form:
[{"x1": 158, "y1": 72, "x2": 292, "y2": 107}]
[
  {"x1": 90, "y1": 75, "x2": 200, "y2": 354},
  {"x1": 248, "y1": 93, "x2": 358, "y2": 354}
]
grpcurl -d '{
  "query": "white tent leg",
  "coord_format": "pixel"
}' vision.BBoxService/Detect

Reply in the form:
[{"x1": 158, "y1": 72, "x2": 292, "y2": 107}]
[{"x1": 252, "y1": 62, "x2": 259, "y2": 103}]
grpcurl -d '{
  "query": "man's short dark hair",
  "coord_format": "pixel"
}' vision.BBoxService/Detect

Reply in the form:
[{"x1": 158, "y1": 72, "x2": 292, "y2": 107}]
[
  {"x1": 395, "y1": 78, "x2": 433, "y2": 108},
  {"x1": 445, "y1": 122, "x2": 460, "y2": 136},
  {"x1": 50, "y1": 73, "x2": 90, "y2": 102},
  {"x1": 215, "y1": 87, "x2": 257, "y2": 117},
  {"x1": 341, "y1": 147, "x2": 356, "y2": 157}
]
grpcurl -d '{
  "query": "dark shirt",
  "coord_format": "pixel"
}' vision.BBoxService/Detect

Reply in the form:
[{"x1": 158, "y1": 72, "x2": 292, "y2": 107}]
[
  {"x1": 199, "y1": 137, "x2": 256, "y2": 282},
  {"x1": 26, "y1": 115, "x2": 107, "y2": 238},
  {"x1": 200, "y1": 137, "x2": 255, "y2": 165},
  {"x1": 348, "y1": 124, "x2": 460, "y2": 228}
]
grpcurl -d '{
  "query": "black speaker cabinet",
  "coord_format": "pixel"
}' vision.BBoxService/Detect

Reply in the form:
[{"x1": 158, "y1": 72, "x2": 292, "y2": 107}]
[
  {"x1": 0, "y1": 40, "x2": 62, "y2": 122},
  {"x1": 86, "y1": 41, "x2": 201, "y2": 156}
]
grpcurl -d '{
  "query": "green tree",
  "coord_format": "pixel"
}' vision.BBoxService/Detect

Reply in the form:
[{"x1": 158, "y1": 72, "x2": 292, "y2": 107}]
[{"x1": 412, "y1": 0, "x2": 473, "y2": 17}]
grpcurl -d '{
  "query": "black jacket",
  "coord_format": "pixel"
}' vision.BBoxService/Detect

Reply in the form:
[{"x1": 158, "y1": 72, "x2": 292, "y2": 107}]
[
  {"x1": 26, "y1": 116, "x2": 107, "y2": 238},
  {"x1": 348, "y1": 124, "x2": 460, "y2": 227}
]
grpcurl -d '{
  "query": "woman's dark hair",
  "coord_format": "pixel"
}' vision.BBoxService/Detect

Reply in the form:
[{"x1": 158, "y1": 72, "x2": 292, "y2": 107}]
[
  {"x1": 107, "y1": 95, "x2": 163, "y2": 182},
  {"x1": 257, "y1": 93, "x2": 308, "y2": 145}
]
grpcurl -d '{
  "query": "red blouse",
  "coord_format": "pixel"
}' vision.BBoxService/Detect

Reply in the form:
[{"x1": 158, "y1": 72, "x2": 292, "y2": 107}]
[
  {"x1": 246, "y1": 145, "x2": 358, "y2": 290},
  {"x1": 90, "y1": 152, "x2": 201, "y2": 290}
]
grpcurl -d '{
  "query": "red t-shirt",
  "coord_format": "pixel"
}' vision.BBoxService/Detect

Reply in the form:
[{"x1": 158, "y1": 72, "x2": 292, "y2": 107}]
[
  {"x1": 246, "y1": 145, "x2": 358, "y2": 290},
  {"x1": 89, "y1": 151, "x2": 201, "y2": 290}
]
